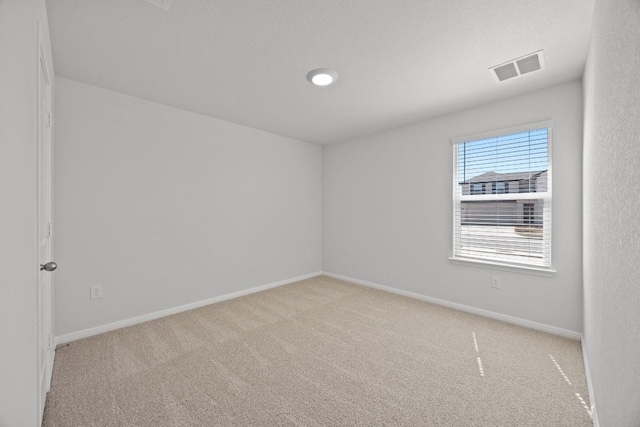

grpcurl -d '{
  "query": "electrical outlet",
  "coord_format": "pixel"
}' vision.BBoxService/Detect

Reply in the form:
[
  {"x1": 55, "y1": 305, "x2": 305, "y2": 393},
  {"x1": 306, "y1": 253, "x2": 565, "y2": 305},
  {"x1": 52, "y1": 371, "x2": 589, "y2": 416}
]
[
  {"x1": 491, "y1": 276, "x2": 501, "y2": 289},
  {"x1": 90, "y1": 285, "x2": 102, "y2": 299}
]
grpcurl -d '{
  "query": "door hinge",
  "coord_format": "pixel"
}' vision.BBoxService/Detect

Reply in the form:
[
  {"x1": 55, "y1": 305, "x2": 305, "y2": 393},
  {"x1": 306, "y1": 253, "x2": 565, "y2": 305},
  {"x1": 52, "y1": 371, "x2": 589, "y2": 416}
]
[
  {"x1": 47, "y1": 223, "x2": 52, "y2": 239},
  {"x1": 46, "y1": 112, "x2": 52, "y2": 127},
  {"x1": 47, "y1": 335, "x2": 53, "y2": 350}
]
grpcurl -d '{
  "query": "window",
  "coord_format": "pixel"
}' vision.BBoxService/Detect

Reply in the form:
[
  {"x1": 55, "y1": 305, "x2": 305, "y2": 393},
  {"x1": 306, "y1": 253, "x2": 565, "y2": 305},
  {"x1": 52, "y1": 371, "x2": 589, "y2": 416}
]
[
  {"x1": 452, "y1": 121, "x2": 552, "y2": 268},
  {"x1": 492, "y1": 181, "x2": 508, "y2": 194},
  {"x1": 471, "y1": 183, "x2": 486, "y2": 195}
]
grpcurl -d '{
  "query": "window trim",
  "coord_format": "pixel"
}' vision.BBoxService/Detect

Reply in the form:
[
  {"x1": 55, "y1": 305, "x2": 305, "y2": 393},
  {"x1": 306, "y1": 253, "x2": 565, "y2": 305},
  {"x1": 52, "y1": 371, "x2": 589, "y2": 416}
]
[
  {"x1": 451, "y1": 120, "x2": 554, "y2": 272},
  {"x1": 448, "y1": 256, "x2": 557, "y2": 277}
]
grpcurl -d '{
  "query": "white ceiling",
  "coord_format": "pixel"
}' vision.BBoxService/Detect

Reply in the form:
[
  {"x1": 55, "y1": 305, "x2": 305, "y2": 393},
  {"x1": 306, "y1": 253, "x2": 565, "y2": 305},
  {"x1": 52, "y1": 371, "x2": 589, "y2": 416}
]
[{"x1": 46, "y1": 0, "x2": 594, "y2": 144}]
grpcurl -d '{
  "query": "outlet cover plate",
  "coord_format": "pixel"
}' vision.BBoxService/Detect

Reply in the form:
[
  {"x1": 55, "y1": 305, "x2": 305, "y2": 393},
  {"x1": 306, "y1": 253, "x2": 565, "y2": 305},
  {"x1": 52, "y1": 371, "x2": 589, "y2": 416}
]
[
  {"x1": 491, "y1": 276, "x2": 501, "y2": 289},
  {"x1": 90, "y1": 285, "x2": 102, "y2": 299}
]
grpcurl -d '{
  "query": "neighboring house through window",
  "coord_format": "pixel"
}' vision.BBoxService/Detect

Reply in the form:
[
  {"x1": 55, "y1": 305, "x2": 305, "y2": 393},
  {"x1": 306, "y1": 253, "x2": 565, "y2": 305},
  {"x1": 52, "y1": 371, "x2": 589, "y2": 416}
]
[{"x1": 452, "y1": 121, "x2": 552, "y2": 268}]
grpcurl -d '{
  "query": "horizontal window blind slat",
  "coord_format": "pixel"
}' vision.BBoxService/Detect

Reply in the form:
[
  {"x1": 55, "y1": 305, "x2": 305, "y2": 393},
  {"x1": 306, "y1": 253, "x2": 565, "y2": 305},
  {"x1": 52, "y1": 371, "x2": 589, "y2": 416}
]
[
  {"x1": 461, "y1": 145, "x2": 548, "y2": 160},
  {"x1": 456, "y1": 194, "x2": 551, "y2": 201}
]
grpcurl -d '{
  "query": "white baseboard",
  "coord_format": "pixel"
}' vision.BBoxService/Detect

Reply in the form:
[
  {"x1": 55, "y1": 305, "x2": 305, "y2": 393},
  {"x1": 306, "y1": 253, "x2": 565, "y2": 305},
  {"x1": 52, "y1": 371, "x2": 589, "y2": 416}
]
[
  {"x1": 47, "y1": 347, "x2": 55, "y2": 392},
  {"x1": 581, "y1": 338, "x2": 599, "y2": 426},
  {"x1": 323, "y1": 271, "x2": 582, "y2": 340},
  {"x1": 54, "y1": 271, "x2": 323, "y2": 346}
]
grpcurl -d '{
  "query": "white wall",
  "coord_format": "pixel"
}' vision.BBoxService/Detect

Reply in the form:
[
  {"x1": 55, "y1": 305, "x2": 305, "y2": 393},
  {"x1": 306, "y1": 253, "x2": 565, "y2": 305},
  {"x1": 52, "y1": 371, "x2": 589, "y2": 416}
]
[
  {"x1": 54, "y1": 78, "x2": 322, "y2": 336},
  {"x1": 0, "y1": 0, "x2": 55, "y2": 425},
  {"x1": 323, "y1": 80, "x2": 583, "y2": 332},
  {"x1": 583, "y1": 0, "x2": 640, "y2": 425}
]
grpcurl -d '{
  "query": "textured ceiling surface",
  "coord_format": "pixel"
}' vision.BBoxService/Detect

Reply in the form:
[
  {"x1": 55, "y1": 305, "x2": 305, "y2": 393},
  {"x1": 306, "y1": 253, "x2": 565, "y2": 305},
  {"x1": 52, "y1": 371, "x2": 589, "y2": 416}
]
[{"x1": 46, "y1": 0, "x2": 594, "y2": 144}]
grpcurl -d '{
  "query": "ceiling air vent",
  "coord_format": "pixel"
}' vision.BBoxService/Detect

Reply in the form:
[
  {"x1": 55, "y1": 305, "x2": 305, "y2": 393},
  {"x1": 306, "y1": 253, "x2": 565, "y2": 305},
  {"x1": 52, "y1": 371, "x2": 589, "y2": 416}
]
[
  {"x1": 490, "y1": 50, "x2": 545, "y2": 83},
  {"x1": 144, "y1": 0, "x2": 172, "y2": 11}
]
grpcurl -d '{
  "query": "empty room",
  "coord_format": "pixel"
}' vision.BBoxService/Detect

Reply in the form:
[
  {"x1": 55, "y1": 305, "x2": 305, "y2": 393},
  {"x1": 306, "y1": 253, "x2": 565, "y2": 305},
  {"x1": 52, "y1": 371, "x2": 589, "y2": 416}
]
[{"x1": 2, "y1": 0, "x2": 639, "y2": 426}]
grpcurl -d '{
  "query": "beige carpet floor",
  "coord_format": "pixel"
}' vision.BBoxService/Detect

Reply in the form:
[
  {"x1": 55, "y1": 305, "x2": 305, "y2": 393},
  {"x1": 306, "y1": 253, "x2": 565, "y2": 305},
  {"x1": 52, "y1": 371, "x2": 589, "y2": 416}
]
[{"x1": 43, "y1": 275, "x2": 592, "y2": 426}]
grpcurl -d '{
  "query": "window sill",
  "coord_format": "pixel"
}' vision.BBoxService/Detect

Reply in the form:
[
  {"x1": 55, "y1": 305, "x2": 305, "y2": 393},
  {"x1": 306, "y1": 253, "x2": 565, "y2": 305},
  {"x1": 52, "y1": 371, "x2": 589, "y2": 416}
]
[{"x1": 448, "y1": 257, "x2": 557, "y2": 277}]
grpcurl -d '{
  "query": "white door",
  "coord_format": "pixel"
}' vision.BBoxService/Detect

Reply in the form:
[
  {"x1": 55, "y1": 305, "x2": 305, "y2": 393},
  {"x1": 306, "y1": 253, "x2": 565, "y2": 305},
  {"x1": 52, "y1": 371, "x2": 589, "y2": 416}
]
[{"x1": 37, "y1": 45, "x2": 54, "y2": 421}]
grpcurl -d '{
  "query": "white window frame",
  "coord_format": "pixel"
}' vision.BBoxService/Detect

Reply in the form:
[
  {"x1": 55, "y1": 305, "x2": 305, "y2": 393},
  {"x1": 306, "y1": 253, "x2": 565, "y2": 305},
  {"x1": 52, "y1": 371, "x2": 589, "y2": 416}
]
[{"x1": 449, "y1": 120, "x2": 555, "y2": 275}]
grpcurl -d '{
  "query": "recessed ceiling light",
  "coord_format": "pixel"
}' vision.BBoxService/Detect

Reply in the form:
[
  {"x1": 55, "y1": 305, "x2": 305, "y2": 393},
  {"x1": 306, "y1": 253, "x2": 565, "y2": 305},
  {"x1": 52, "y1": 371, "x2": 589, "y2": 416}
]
[{"x1": 307, "y1": 68, "x2": 338, "y2": 87}]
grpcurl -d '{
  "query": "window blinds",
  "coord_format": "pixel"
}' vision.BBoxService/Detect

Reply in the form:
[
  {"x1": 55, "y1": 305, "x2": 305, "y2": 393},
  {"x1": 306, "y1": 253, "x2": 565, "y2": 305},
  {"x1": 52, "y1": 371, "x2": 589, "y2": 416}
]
[{"x1": 452, "y1": 124, "x2": 551, "y2": 268}]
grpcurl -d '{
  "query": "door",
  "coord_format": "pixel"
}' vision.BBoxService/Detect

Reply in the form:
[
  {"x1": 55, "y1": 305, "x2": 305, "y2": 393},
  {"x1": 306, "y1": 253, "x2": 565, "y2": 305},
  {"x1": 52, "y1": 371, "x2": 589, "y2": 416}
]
[{"x1": 37, "y1": 45, "x2": 54, "y2": 420}]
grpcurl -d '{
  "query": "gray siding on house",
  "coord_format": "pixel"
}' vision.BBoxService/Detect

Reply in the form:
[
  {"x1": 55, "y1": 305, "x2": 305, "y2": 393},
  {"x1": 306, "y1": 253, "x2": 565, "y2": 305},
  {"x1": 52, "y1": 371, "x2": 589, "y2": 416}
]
[
  {"x1": 535, "y1": 171, "x2": 548, "y2": 192},
  {"x1": 459, "y1": 170, "x2": 546, "y2": 226}
]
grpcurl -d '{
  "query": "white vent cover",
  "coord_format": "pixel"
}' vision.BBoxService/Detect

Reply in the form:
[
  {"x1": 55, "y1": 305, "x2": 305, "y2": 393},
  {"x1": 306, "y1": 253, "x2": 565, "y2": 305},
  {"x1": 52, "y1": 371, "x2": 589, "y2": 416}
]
[
  {"x1": 490, "y1": 50, "x2": 545, "y2": 82},
  {"x1": 144, "y1": 0, "x2": 172, "y2": 11}
]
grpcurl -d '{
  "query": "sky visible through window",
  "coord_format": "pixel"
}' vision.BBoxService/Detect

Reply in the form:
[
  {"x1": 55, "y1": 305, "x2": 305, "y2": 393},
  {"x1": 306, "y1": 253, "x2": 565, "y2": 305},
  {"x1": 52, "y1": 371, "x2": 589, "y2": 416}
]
[{"x1": 458, "y1": 128, "x2": 548, "y2": 183}]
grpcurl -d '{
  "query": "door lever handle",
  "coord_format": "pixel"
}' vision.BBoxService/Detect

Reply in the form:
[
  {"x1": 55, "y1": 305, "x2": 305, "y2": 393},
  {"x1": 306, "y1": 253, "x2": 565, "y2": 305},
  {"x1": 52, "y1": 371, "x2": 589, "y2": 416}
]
[{"x1": 40, "y1": 262, "x2": 57, "y2": 272}]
